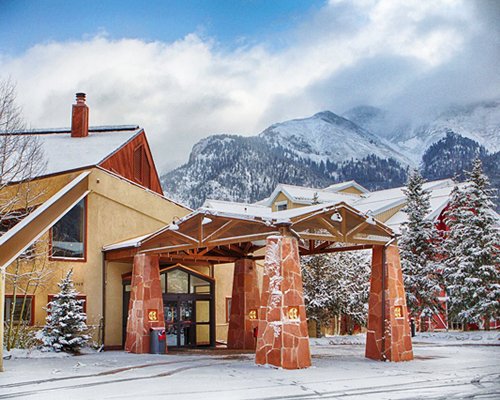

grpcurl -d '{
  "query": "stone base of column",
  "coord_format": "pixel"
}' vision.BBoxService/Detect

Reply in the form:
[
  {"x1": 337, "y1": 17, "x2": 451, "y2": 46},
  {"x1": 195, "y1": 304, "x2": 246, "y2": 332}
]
[
  {"x1": 227, "y1": 258, "x2": 260, "y2": 350},
  {"x1": 365, "y1": 244, "x2": 413, "y2": 362},
  {"x1": 125, "y1": 254, "x2": 166, "y2": 354},
  {"x1": 255, "y1": 235, "x2": 311, "y2": 369}
]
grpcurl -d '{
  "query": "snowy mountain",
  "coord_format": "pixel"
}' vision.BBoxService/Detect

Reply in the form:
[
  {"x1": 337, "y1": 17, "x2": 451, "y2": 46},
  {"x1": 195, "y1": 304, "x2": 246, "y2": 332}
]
[
  {"x1": 162, "y1": 111, "x2": 409, "y2": 207},
  {"x1": 259, "y1": 111, "x2": 408, "y2": 165},
  {"x1": 161, "y1": 102, "x2": 499, "y2": 208},
  {"x1": 345, "y1": 101, "x2": 500, "y2": 164}
]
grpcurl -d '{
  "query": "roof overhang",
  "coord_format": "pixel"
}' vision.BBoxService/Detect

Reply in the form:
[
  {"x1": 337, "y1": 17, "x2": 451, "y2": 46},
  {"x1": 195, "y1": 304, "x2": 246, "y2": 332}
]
[{"x1": 104, "y1": 201, "x2": 394, "y2": 263}]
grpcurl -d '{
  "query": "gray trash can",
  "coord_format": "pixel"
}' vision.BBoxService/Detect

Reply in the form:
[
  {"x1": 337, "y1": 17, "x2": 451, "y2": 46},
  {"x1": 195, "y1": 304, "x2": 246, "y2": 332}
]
[{"x1": 150, "y1": 327, "x2": 167, "y2": 354}]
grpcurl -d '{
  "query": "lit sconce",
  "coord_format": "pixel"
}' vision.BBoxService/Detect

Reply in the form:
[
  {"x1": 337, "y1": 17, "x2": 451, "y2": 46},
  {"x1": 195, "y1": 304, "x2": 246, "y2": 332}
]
[{"x1": 330, "y1": 212, "x2": 342, "y2": 222}]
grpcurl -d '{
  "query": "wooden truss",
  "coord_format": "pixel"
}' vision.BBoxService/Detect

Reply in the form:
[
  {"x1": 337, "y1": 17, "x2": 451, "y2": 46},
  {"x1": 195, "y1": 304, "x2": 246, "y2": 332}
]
[{"x1": 105, "y1": 202, "x2": 394, "y2": 263}]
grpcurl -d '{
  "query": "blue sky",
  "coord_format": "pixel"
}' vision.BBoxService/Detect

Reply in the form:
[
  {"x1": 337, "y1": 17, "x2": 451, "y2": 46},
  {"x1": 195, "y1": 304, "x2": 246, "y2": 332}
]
[
  {"x1": 0, "y1": 1, "x2": 498, "y2": 170},
  {"x1": 0, "y1": 0, "x2": 324, "y2": 54}
]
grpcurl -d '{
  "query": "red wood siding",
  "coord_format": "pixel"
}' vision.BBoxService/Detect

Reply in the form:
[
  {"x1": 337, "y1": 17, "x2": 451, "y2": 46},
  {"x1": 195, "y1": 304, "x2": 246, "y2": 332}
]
[{"x1": 99, "y1": 131, "x2": 163, "y2": 194}]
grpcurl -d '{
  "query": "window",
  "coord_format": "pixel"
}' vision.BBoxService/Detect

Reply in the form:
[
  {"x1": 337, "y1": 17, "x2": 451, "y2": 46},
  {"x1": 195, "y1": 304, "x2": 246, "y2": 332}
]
[
  {"x1": 51, "y1": 198, "x2": 86, "y2": 259},
  {"x1": 4, "y1": 295, "x2": 34, "y2": 325},
  {"x1": 133, "y1": 145, "x2": 151, "y2": 187},
  {"x1": 190, "y1": 275, "x2": 211, "y2": 294},
  {"x1": 167, "y1": 269, "x2": 189, "y2": 293},
  {"x1": 276, "y1": 201, "x2": 288, "y2": 211},
  {"x1": 226, "y1": 297, "x2": 232, "y2": 323},
  {"x1": 163, "y1": 267, "x2": 213, "y2": 295}
]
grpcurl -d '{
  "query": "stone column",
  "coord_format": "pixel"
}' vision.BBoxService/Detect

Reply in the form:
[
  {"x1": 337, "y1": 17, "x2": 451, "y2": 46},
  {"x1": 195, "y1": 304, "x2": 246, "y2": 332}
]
[
  {"x1": 125, "y1": 254, "x2": 165, "y2": 354},
  {"x1": 255, "y1": 234, "x2": 311, "y2": 369},
  {"x1": 365, "y1": 244, "x2": 413, "y2": 361},
  {"x1": 227, "y1": 258, "x2": 260, "y2": 350}
]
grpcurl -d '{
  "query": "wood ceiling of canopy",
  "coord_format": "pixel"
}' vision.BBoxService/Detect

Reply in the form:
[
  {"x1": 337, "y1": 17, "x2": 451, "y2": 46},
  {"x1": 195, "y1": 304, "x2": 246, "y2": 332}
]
[{"x1": 104, "y1": 202, "x2": 394, "y2": 264}]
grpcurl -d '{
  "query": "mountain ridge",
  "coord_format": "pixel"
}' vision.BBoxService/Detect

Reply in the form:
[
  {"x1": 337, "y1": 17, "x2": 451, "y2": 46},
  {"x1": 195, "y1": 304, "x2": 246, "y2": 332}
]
[{"x1": 161, "y1": 101, "x2": 499, "y2": 208}]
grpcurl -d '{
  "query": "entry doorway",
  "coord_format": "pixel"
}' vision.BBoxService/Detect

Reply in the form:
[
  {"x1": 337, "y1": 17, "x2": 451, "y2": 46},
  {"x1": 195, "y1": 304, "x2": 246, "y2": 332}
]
[
  {"x1": 162, "y1": 265, "x2": 215, "y2": 348},
  {"x1": 122, "y1": 264, "x2": 215, "y2": 349}
]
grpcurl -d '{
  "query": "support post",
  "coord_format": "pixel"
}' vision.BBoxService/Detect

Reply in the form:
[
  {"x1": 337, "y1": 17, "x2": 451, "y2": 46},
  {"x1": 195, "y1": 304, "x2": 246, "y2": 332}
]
[
  {"x1": 255, "y1": 232, "x2": 311, "y2": 369},
  {"x1": 227, "y1": 258, "x2": 260, "y2": 350},
  {"x1": 365, "y1": 244, "x2": 413, "y2": 361},
  {"x1": 125, "y1": 254, "x2": 165, "y2": 354}
]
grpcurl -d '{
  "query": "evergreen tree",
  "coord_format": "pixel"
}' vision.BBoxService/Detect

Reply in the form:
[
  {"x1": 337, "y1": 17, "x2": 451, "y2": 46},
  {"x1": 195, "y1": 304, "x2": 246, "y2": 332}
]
[
  {"x1": 399, "y1": 169, "x2": 442, "y2": 320},
  {"x1": 37, "y1": 270, "x2": 90, "y2": 353},
  {"x1": 301, "y1": 251, "x2": 370, "y2": 336},
  {"x1": 334, "y1": 251, "x2": 371, "y2": 330},
  {"x1": 443, "y1": 159, "x2": 500, "y2": 328},
  {"x1": 302, "y1": 254, "x2": 336, "y2": 337}
]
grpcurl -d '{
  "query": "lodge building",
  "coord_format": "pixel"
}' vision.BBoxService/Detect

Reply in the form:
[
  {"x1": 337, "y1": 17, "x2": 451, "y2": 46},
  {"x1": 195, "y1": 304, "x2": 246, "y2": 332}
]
[{"x1": 3, "y1": 93, "x2": 485, "y2": 368}]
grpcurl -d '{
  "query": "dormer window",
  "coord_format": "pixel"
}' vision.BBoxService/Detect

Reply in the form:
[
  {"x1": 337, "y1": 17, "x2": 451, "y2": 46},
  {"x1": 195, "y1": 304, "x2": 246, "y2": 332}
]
[
  {"x1": 133, "y1": 145, "x2": 151, "y2": 187},
  {"x1": 275, "y1": 200, "x2": 288, "y2": 211}
]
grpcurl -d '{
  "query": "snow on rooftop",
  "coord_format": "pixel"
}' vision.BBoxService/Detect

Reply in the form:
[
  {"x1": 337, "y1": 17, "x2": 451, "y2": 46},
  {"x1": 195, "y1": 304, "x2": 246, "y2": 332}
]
[
  {"x1": 6, "y1": 126, "x2": 142, "y2": 177},
  {"x1": 203, "y1": 199, "x2": 271, "y2": 217},
  {"x1": 323, "y1": 180, "x2": 370, "y2": 194},
  {"x1": 102, "y1": 233, "x2": 151, "y2": 251}
]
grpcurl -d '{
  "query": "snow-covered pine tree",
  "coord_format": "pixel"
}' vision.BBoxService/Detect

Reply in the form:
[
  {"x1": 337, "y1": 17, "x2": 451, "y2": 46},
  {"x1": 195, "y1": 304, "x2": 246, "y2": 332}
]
[
  {"x1": 335, "y1": 250, "x2": 371, "y2": 330},
  {"x1": 301, "y1": 254, "x2": 336, "y2": 337},
  {"x1": 443, "y1": 159, "x2": 500, "y2": 328},
  {"x1": 301, "y1": 250, "x2": 370, "y2": 336},
  {"x1": 399, "y1": 169, "x2": 442, "y2": 322},
  {"x1": 38, "y1": 270, "x2": 90, "y2": 353}
]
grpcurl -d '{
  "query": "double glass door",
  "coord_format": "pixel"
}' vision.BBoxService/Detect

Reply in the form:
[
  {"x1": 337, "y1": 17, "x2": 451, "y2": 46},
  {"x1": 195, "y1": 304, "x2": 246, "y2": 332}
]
[{"x1": 164, "y1": 296, "x2": 211, "y2": 347}]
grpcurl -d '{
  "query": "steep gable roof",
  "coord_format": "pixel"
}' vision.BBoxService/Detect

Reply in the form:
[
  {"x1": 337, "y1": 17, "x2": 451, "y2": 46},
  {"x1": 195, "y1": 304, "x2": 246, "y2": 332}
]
[{"x1": 2, "y1": 125, "x2": 142, "y2": 178}]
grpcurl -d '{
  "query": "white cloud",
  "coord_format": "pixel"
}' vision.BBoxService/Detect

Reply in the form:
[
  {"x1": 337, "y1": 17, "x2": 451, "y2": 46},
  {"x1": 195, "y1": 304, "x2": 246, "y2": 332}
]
[{"x1": 0, "y1": 0, "x2": 497, "y2": 172}]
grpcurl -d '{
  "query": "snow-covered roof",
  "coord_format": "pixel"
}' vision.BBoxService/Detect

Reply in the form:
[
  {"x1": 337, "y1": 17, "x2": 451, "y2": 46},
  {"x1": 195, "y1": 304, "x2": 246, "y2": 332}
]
[
  {"x1": 323, "y1": 180, "x2": 370, "y2": 194},
  {"x1": 102, "y1": 234, "x2": 151, "y2": 251},
  {"x1": 383, "y1": 182, "x2": 466, "y2": 234},
  {"x1": 203, "y1": 199, "x2": 271, "y2": 217},
  {"x1": 2, "y1": 125, "x2": 142, "y2": 177},
  {"x1": 259, "y1": 183, "x2": 360, "y2": 207}
]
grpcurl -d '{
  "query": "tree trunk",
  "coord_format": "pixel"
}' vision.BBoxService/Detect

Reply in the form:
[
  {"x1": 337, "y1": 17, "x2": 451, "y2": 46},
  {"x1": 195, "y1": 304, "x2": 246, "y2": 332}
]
[
  {"x1": 484, "y1": 315, "x2": 490, "y2": 331},
  {"x1": 316, "y1": 320, "x2": 322, "y2": 338}
]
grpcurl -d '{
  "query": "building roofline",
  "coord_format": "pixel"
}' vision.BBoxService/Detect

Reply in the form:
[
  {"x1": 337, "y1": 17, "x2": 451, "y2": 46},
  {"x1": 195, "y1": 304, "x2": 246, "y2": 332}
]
[{"x1": 0, "y1": 125, "x2": 140, "y2": 135}]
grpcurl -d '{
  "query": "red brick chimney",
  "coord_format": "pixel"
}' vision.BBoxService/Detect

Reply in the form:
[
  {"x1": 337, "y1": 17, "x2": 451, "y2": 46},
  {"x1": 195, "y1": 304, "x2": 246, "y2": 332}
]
[{"x1": 71, "y1": 92, "x2": 89, "y2": 137}]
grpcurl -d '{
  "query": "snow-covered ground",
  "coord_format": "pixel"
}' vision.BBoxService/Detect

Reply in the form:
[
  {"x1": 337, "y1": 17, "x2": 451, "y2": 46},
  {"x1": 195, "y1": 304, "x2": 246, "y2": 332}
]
[{"x1": 1, "y1": 333, "x2": 499, "y2": 399}]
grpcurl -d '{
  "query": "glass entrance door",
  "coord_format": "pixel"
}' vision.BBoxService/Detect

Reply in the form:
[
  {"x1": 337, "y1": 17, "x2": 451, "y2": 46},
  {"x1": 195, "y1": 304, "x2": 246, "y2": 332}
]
[
  {"x1": 164, "y1": 299, "x2": 195, "y2": 347},
  {"x1": 161, "y1": 266, "x2": 215, "y2": 348}
]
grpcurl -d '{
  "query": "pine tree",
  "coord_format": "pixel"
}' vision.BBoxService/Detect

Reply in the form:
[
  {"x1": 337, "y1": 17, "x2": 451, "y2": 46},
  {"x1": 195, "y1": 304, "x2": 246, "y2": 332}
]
[
  {"x1": 399, "y1": 169, "x2": 442, "y2": 321},
  {"x1": 302, "y1": 254, "x2": 336, "y2": 337},
  {"x1": 37, "y1": 270, "x2": 90, "y2": 353},
  {"x1": 443, "y1": 159, "x2": 500, "y2": 328},
  {"x1": 301, "y1": 251, "x2": 370, "y2": 336}
]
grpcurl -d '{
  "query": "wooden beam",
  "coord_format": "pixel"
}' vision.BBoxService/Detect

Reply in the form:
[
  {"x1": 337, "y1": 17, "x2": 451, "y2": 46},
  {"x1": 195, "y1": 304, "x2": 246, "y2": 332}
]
[
  {"x1": 105, "y1": 247, "x2": 138, "y2": 261},
  {"x1": 346, "y1": 221, "x2": 369, "y2": 241},
  {"x1": 340, "y1": 208, "x2": 347, "y2": 241},
  {"x1": 202, "y1": 220, "x2": 238, "y2": 243},
  {"x1": 166, "y1": 228, "x2": 199, "y2": 245},
  {"x1": 205, "y1": 232, "x2": 278, "y2": 247},
  {"x1": 317, "y1": 216, "x2": 343, "y2": 239},
  {"x1": 302, "y1": 244, "x2": 372, "y2": 255},
  {"x1": 297, "y1": 232, "x2": 338, "y2": 241},
  {"x1": 0, "y1": 171, "x2": 90, "y2": 269},
  {"x1": 159, "y1": 254, "x2": 238, "y2": 263}
]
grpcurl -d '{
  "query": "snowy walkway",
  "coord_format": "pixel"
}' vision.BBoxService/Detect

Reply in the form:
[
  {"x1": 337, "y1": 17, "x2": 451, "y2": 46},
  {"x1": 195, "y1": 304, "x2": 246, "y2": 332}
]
[{"x1": 1, "y1": 333, "x2": 499, "y2": 399}]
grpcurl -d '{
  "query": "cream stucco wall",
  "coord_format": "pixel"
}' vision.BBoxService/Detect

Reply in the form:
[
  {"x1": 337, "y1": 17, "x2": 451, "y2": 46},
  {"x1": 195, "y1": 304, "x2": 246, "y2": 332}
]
[
  {"x1": 337, "y1": 186, "x2": 364, "y2": 195},
  {"x1": 213, "y1": 263, "x2": 234, "y2": 343},
  {"x1": 4, "y1": 168, "x2": 190, "y2": 346}
]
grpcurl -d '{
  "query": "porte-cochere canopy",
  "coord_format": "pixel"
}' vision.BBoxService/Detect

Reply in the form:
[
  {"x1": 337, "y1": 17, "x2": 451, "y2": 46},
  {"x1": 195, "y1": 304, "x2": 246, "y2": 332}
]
[
  {"x1": 104, "y1": 201, "x2": 393, "y2": 263},
  {"x1": 104, "y1": 201, "x2": 413, "y2": 369}
]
